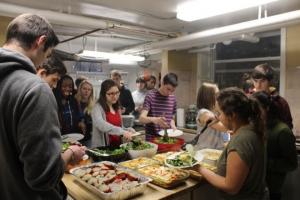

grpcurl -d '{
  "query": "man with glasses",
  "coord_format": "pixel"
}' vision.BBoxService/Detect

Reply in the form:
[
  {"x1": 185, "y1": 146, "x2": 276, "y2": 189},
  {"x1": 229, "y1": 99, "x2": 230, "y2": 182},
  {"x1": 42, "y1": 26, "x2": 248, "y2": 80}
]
[{"x1": 251, "y1": 63, "x2": 293, "y2": 129}]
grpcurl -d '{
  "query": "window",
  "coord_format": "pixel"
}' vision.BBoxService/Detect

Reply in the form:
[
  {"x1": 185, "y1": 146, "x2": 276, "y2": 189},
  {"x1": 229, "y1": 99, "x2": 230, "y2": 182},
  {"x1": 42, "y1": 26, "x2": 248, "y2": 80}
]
[{"x1": 214, "y1": 33, "x2": 280, "y2": 90}]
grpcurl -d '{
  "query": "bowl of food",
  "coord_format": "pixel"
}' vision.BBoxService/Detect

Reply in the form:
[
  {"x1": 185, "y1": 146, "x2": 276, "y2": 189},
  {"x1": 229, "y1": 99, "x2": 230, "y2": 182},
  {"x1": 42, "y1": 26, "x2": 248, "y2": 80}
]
[
  {"x1": 121, "y1": 139, "x2": 158, "y2": 159},
  {"x1": 86, "y1": 146, "x2": 129, "y2": 163},
  {"x1": 165, "y1": 151, "x2": 203, "y2": 169},
  {"x1": 150, "y1": 136, "x2": 184, "y2": 153}
]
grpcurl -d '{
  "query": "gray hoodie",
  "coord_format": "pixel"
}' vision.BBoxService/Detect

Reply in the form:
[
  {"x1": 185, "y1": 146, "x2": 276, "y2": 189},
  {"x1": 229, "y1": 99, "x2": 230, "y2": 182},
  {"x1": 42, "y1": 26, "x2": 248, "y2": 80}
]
[{"x1": 0, "y1": 48, "x2": 66, "y2": 200}]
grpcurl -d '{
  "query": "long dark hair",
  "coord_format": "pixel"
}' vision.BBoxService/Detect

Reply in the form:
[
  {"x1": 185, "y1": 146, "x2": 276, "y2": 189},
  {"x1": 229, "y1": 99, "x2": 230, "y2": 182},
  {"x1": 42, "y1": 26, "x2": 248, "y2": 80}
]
[
  {"x1": 217, "y1": 87, "x2": 264, "y2": 140},
  {"x1": 252, "y1": 91, "x2": 279, "y2": 128},
  {"x1": 53, "y1": 75, "x2": 75, "y2": 105},
  {"x1": 97, "y1": 79, "x2": 120, "y2": 112}
]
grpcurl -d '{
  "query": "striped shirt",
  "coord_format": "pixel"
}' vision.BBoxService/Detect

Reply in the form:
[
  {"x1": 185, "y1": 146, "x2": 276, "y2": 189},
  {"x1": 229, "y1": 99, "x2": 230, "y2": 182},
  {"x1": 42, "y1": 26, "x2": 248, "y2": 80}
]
[{"x1": 143, "y1": 89, "x2": 176, "y2": 137}]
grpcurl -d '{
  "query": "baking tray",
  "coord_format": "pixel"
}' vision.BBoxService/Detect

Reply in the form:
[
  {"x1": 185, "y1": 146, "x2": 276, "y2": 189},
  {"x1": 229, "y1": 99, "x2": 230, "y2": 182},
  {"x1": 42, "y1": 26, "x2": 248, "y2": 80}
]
[
  {"x1": 119, "y1": 157, "x2": 160, "y2": 170},
  {"x1": 188, "y1": 170, "x2": 203, "y2": 181},
  {"x1": 152, "y1": 152, "x2": 174, "y2": 164},
  {"x1": 138, "y1": 164, "x2": 190, "y2": 188},
  {"x1": 69, "y1": 161, "x2": 151, "y2": 200}
]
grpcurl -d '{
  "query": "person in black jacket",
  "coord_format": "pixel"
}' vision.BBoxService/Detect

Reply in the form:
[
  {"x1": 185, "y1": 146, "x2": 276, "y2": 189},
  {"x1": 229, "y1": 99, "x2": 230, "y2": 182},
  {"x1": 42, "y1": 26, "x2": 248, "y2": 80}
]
[
  {"x1": 110, "y1": 70, "x2": 135, "y2": 115},
  {"x1": 251, "y1": 63, "x2": 293, "y2": 129},
  {"x1": 252, "y1": 91, "x2": 298, "y2": 200},
  {"x1": 0, "y1": 14, "x2": 85, "y2": 200},
  {"x1": 53, "y1": 75, "x2": 86, "y2": 135}
]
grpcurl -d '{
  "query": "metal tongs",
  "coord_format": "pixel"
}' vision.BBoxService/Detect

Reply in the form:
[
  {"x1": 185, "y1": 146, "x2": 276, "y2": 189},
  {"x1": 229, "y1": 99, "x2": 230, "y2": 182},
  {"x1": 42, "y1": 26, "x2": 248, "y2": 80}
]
[
  {"x1": 182, "y1": 119, "x2": 214, "y2": 150},
  {"x1": 86, "y1": 148, "x2": 109, "y2": 156}
]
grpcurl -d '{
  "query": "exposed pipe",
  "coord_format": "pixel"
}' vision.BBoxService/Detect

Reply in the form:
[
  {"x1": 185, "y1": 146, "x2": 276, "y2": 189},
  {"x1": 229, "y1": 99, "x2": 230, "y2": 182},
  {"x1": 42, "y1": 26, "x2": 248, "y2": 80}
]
[
  {"x1": 59, "y1": 28, "x2": 106, "y2": 43},
  {"x1": 118, "y1": 10, "x2": 300, "y2": 54},
  {"x1": 0, "y1": 2, "x2": 173, "y2": 39}
]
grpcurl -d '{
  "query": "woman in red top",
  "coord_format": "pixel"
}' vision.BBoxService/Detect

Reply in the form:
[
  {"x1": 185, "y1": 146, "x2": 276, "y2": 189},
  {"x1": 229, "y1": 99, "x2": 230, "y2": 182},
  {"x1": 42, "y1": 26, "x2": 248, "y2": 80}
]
[{"x1": 95, "y1": 79, "x2": 132, "y2": 147}]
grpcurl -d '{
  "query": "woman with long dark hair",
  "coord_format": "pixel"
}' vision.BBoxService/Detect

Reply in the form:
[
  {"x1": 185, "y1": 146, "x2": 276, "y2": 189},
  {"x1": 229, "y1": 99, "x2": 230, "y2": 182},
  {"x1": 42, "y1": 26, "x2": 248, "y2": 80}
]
[
  {"x1": 91, "y1": 79, "x2": 132, "y2": 147},
  {"x1": 53, "y1": 75, "x2": 84, "y2": 135},
  {"x1": 252, "y1": 91, "x2": 297, "y2": 200},
  {"x1": 196, "y1": 87, "x2": 266, "y2": 200}
]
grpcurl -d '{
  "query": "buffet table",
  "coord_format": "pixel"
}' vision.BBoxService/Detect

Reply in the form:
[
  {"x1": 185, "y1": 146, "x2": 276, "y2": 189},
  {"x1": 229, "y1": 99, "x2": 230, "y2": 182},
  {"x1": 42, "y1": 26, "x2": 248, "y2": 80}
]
[
  {"x1": 63, "y1": 173, "x2": 218, "y2": 200},
  {"x1": 62, "y1": 129, "x2": 221, "y2": 200}
]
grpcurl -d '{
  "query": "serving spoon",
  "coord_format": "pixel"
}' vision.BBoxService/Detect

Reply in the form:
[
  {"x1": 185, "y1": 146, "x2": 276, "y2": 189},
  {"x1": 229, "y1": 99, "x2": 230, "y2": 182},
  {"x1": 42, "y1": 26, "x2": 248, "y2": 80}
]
[{"x1": 181, "y1": 119, "x2": 213, "y2": 150}]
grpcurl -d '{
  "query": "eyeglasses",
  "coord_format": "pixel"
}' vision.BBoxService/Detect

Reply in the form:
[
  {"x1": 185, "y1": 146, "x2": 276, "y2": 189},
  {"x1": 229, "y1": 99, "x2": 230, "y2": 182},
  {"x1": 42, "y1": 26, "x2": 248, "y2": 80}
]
[{"x1": 106, "y1": 91, "x2": 120, "y2": 96}]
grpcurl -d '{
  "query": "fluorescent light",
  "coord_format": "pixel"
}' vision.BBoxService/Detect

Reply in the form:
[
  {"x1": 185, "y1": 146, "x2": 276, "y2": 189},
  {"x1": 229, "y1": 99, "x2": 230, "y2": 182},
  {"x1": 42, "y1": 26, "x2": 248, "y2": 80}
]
[
  {"x1": 177, "y1": 0, "x2": 279, "y2": 21},
  {"x1": 78, "y1": 50, "x2": 145, "y2": 65}
]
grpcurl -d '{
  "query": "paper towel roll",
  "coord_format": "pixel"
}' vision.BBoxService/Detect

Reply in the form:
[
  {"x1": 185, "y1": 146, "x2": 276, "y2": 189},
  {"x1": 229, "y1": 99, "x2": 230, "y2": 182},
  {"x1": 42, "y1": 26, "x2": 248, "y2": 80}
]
[{"x1": 176, "y1": 108, "x2": 185, "y2": 128}]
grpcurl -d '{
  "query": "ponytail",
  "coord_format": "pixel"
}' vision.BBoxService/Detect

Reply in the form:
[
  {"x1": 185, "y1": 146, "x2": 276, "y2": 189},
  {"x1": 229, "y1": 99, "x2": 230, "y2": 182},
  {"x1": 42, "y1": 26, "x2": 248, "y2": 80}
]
[
  {"x1": 249, "y1": 97, "x2": 265, "y2": 141},
  {"x1": 217, "y1": 87, "x2": 265, "y2": 141}
]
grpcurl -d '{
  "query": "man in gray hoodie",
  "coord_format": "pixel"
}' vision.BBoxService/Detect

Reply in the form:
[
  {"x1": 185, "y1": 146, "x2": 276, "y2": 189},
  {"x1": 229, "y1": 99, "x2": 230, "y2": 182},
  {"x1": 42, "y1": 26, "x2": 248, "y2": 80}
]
[{"x1": 0, "y1": 14, "x2": 85, "y2": 200}]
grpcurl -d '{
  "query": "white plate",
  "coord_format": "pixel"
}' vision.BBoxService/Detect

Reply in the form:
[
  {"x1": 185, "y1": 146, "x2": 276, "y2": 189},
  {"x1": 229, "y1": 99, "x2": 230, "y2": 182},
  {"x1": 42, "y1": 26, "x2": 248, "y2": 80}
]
[
  {"x1": 158, "y1": 129, "x2": 183, "y2": 137},
  {"x1": 164, "y1": 152, "x2": 203, "y2": 169},
  {"x1": 62, "y1": 133, "x2": 84, "y2": 142}
]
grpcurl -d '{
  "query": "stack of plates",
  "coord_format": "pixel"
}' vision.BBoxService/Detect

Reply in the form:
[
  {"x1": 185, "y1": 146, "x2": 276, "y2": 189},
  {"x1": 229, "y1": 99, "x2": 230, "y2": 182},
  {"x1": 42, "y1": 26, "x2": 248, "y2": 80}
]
[{"x1": 62, "y1": 133, "x2": 84, "y2": 142}]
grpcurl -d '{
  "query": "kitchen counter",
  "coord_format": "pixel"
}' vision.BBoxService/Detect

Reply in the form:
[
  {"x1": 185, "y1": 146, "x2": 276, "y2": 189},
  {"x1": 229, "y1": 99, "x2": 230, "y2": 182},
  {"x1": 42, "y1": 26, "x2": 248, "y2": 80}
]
[{"x1": 63, "y1": 173, "x2": 216, "y2": 200}]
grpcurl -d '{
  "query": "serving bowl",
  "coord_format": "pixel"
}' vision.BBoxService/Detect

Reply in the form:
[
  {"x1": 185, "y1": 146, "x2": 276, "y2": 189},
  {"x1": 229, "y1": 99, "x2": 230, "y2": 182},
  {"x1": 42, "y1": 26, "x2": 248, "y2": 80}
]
[{"x1": 121, "y1": 141, "x2": 158, "y2": 159}]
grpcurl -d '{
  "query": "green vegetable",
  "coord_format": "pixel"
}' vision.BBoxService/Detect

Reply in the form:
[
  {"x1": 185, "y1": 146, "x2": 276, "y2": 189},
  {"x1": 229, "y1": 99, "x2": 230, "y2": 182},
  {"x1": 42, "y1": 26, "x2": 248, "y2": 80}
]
[
  {"x1": 62, "y1": 142, "x2": 70, "y2": 152},
  {"x1": 166, "y1": 153, "x2": 197, "y2": 167},
  {"x1": 125, "y1": 139, "x2": 153, "y2": 150},
  {"x1": 154, "y1": 137, "x2": 177, "y2": 144},
  {"x1": 93, "y1": 148, "x2": 126, "y2": 156}
]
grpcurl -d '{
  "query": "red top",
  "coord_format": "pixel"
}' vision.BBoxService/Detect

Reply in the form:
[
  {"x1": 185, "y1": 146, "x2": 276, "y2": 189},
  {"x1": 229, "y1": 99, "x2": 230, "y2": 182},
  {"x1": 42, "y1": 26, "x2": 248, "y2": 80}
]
[{"x1": 105, "y1": 110, "x2": 122, "y2": 147}]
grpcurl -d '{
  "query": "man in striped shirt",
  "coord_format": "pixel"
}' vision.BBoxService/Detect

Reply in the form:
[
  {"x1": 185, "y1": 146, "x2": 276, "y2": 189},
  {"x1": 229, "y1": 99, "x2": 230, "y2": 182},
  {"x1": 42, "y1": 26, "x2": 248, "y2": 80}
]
[{"x1": 139, "y1": 73, "x2": 178, "y2": 140}]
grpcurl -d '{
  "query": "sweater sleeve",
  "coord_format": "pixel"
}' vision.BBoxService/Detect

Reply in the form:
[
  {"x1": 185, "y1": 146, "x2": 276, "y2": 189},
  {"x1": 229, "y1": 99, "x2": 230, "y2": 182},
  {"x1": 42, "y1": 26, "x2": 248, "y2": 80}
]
[
  {"x1": 124, "y1": 89, "x2": 135, "y2": 114},
  {"x1": 91, "y1": 104, "x2": 125, "y2": 136},
  {"x1": 269, "y1": 127, "x2": 298, "y2": 173},
  {"x1": 18, "y1": 83, "x2": 64, "y2": 191}
]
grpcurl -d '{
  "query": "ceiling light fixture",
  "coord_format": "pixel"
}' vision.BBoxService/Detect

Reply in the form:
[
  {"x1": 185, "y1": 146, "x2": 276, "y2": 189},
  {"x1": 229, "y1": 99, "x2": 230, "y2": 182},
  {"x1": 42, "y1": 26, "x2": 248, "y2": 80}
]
[
  {"x1": 78, "y1": 50, "x2": 145, "y2": 65},
  {"x1": 177, "y1": 0, "x2": 279, "y2": 22}
]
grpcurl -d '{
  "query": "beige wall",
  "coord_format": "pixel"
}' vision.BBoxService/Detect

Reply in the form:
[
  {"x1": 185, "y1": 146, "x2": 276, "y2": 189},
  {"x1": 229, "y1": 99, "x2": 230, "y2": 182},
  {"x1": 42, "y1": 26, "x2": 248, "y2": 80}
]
[
  {"x1": 161, "y1": 50, "x2": 198, "y2": 108},
  {"x1": 286, "y1": 24, "x2": 300, "y2": 136},
  {"x1": 0, "y1": 16, "x2": 12, "y2": 45}
]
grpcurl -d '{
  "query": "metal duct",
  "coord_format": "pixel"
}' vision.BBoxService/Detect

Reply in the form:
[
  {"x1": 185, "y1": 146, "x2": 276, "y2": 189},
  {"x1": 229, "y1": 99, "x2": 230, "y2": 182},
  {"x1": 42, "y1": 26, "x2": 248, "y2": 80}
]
[
  {"x1": 0, "y1": 2, "x2": 172, "y2": 39},
  {"x1": 118, "y1": 10, "x2": 300, "y2": 54}
]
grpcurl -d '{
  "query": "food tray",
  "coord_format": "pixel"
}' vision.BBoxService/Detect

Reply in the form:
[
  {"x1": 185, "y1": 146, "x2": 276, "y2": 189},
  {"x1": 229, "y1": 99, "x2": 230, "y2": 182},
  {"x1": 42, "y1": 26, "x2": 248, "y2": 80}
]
[
  {"x1": 138, "y1": 164, "x2": 190, "y2": 188},
  {"x1": 119, "y1": 157, "x2": 160, "y2": 170},
  {"x1": 188, "y1": 170, "x2": 203, "y2": 181},
  {"x1": 69, "y1": 161, "x2": 151, "y2": 200},
  {"x1": 152, "y1": 152, "x2": 174, "y2": 164},
  {"x1": 197, "y1": 149, "x2": 222, "y2": 166},
  {"x1": 188, "y1": 161, "x2": 217, "y2": 181}
]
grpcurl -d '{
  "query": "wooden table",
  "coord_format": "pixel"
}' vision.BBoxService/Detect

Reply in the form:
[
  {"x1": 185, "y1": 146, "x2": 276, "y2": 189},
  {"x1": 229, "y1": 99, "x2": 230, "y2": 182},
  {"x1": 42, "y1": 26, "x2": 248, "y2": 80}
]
[
  {"x1": 63, "y1": 173, "x2": 208, "y2": 200},
  {"x1": 63, "y1": 129, "x2": 220, "y2": 200}
]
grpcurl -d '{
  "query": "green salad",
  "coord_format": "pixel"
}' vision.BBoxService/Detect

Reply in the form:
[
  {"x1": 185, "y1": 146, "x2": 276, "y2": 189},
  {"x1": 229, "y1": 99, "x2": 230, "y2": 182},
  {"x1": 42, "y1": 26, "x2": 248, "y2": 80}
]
[
  {"x1": 166, "y1": 152, "x2": 197, "y2": 167},
  {"x1": 154, "y1": 137, "x2": 177, "y2": 144},
  {"x1": 125, "y1": 139, "x2": 153, "y2": 150}
]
